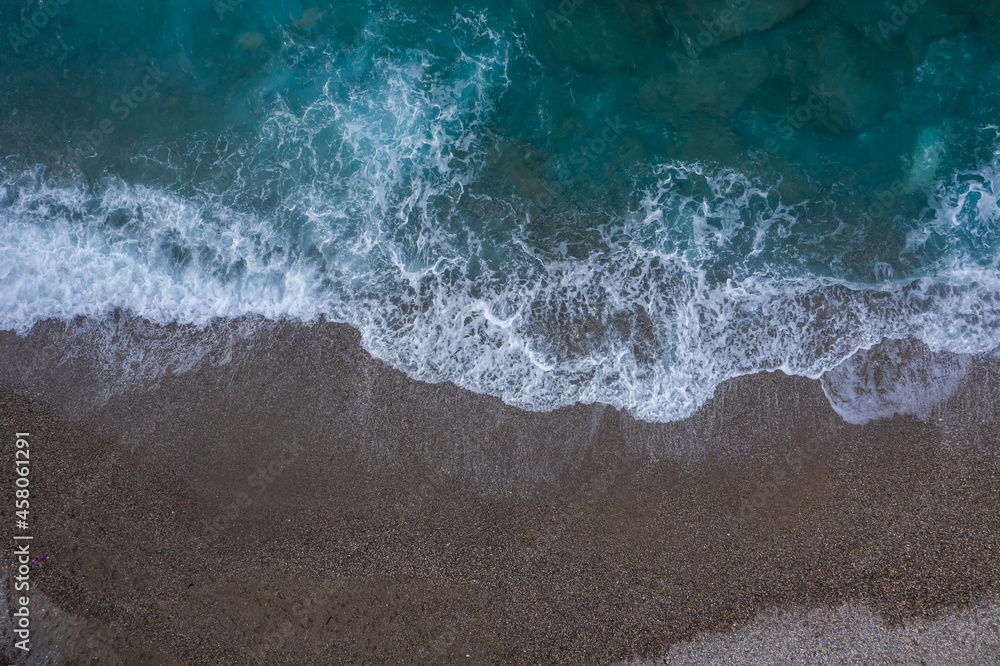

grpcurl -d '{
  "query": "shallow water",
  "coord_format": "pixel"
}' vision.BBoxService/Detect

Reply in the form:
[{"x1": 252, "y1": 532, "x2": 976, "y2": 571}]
[{"x1": 2, "y1": 0, "x2": 1000, "y2": 421}]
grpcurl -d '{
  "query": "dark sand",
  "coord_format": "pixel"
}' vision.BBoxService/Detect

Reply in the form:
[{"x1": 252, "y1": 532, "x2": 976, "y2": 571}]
[{"x1": 1, "y1": 317, "x2": 999, "y2": 664}]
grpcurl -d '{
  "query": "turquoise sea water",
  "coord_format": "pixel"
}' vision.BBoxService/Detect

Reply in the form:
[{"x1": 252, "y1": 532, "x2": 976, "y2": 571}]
[{"x1": 2, "y1": 0, "x2": 1000, "y2": 421}]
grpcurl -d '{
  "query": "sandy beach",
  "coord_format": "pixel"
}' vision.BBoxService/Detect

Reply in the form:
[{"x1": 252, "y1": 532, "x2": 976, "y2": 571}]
[
  {"x1": 1, "y1": 316, "x2": 999, "y2": 664},
  {"x1": 5, "y1": 0, "x2": 1000, "y2": 662}
]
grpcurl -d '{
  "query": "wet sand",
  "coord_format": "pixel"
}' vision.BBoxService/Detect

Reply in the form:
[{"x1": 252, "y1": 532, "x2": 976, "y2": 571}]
[{"x1": 1, "y1": 317, "x2": 999, "y2": 664}]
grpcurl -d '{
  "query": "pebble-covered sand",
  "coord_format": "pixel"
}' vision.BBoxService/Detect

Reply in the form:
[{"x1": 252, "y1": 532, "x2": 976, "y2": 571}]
[{"x1": 1, "y1": 318, "x2": 998, "y2": 664}]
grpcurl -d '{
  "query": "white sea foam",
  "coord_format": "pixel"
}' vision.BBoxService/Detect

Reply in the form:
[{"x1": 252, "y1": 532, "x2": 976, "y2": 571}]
[
  {"x1": 2, "y1": 16, "x2": 1000, "y2": 425},
  {"x1": 820, "y1": 339, "x2": 974, "y2": 425},
  {"x1": 3, "y1": 158, "x2": 999, "y2": 424}
]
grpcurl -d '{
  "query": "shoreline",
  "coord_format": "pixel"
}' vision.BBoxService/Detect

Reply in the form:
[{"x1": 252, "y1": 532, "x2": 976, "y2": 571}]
[{"x1": 1, "y1": 316, "x2": 999, "y2": 664}]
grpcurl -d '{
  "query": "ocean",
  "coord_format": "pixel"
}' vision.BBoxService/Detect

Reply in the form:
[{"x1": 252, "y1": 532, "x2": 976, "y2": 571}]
[{"x1": 2, "y1": 0, "x2": 999, "y2": 423}]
